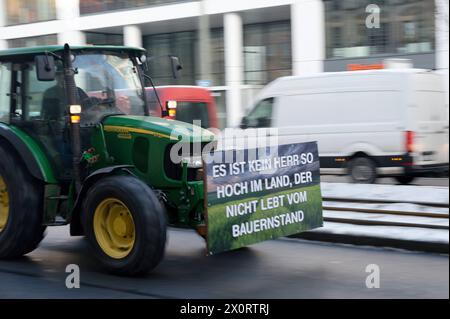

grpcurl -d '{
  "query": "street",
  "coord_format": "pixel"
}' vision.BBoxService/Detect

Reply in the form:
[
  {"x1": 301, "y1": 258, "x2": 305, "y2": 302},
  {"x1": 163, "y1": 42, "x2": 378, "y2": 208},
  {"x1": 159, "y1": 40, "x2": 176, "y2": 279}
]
[{"x1": 0, "y1": 226, "x2": 447, "y2": 299}]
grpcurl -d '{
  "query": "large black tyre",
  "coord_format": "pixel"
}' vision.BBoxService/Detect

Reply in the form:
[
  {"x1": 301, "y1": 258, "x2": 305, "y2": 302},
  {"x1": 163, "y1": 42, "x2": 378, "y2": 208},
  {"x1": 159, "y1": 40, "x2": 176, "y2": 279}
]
[
  {"x1": 0, "y1": 144, "x2": 46, "y2": 258},
  {"x1": 395, "y1": 175, "x2": 416, "y2": 185},
  {"x1": 82, "y1": 175, "x2": 167, "y2": 276},
  {"x1": 348, "y1": 156, "x2": 378, "y2": 184}
]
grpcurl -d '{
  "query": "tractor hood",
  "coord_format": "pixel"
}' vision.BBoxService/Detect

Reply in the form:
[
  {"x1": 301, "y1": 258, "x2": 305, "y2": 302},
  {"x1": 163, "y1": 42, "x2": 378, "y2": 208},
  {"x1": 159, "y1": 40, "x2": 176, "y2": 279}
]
[{"x1": 102, "y1": 115, "x2": 215, "y2": 143}]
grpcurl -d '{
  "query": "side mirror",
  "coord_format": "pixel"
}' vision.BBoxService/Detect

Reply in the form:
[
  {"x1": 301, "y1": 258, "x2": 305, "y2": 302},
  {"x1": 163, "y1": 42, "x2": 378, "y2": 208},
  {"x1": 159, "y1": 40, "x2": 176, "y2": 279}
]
[
  {"x1": 139, "y1": 54, "x2": 149, "y2": 72},
  {"x1": 169, "y1": 55, "x2": 183, "y2": 79},
  {"x1": 35, "y1": 55, "x2": 56, "y2": 81}
]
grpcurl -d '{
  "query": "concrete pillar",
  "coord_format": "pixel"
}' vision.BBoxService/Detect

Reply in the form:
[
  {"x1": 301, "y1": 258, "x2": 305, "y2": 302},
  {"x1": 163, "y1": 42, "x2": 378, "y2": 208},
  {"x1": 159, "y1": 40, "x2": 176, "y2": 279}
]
[
  {"x1": 198, "y1": 0, "x2": 212, "y2": 84},
  {"x1": 124, "y1": 25, "x2": 143, "y2": 48},
  {"x1": 56, "y1": 0, "x2": 86, "y2": 45},
  {"x1": 224, "y1": 13, "x2": 244, "y2": 127},
  {"x1": 291, "y1": 0, "x2": 325, "y2": 75},
  {"x1": 58, "y1": 31, "x2": 86, "y2": 46},
  {"x1": 0, "y1": 0, "x2": 7, "y2": 49}
]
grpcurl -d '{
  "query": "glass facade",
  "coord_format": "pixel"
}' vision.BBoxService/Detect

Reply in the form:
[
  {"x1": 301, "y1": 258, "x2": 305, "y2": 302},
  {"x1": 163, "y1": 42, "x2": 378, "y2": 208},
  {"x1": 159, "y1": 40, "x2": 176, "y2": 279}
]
[
  {"x1": 325, "y1": 0, "x2": 435, "y2": 59},
  {"x1": 143, "y1": 28, "x2": 225, "y2": 87},
  {"x1": 209, "y1": 28, "x2": 225, "y2": 87},
  {"x1": 5, "y1": 0, "x2": 56, "y2": 26},
  {"x1": 244, "y1": 21, "x2": 292, "y2": 85},
  {"x1": 143, "y1": 31, "x2": 196, "y2": 85},
  {"x1": 7, "y1": 34, "x2": 58, "y2": 48},
  {"x1": 142, "y1": 21, "x2": 292, "y2": 87},
  {"x1": 79, "y1": 0, "x2": 190, "y2": 15},
  {"x1": 85, "y1": 32, "x2": 124, "y2": 46}
]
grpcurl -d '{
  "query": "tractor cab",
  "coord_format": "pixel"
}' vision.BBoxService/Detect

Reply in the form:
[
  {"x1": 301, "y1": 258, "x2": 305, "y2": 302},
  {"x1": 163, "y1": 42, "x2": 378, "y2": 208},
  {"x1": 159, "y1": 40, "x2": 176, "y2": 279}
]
[{"x1": 1, "y1": 45, "x2": 148, "y2": 181}]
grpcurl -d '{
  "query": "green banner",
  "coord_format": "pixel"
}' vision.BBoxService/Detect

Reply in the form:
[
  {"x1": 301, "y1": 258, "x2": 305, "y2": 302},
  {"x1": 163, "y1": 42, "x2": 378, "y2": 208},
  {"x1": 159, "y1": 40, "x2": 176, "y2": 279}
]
[{"x1": 205, "y1": 142, "x2": 323, "y2": 255}]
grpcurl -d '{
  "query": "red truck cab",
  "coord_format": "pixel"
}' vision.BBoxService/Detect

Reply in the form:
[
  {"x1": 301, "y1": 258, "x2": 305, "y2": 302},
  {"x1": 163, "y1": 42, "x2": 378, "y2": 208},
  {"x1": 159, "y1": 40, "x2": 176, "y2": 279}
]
[{"x1": 146, "y1": 86, "x2": 218, "y2": 129}]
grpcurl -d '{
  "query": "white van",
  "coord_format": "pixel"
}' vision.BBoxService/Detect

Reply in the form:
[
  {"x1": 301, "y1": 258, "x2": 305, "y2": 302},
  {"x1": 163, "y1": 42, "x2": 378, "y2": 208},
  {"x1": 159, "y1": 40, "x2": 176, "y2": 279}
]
[{"x1": 241, "y1": 69, "x2": 449, "y2": 184}]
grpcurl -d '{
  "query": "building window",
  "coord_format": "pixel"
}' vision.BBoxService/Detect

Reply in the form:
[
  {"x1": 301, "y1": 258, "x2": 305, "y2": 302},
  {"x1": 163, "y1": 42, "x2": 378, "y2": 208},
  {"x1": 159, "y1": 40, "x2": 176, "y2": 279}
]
[
  {"x1": 325, "y1": 0, "x2": 435, "y2": 59},
  {"x1": 7, "y1": 34, "x2": 58, "y2": 48},
  {"x1": 367, "y1": 22, "x2": 389, "y2": 55},
  {"x1": 143, "y1": 29, "x2": 225, "y2": 87},
  {"x1": 143, "y1": 31, "x2": 196, "y2": 86},
  {"x1": 209, "y1": 28, "x2": 225, "y2": 87},
  {"x1": 85, "y1": 32, "x2": 124, "y2": 46},
  {"x1": 79, "y1": 0, "x2": 190, "y2": 15},
  {"x1": 5, "y1": 0, "x2": 56, "y2": 26},
  {"x1": 244, "y1": 21, "x2": 292, "y2": 85}
]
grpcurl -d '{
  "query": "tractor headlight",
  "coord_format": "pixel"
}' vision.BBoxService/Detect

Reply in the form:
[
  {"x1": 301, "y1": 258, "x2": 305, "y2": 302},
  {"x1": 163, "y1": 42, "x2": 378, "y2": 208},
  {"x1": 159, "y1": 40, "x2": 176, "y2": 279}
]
[
  {"x1": 181, "y1": 156, "x2": 203, "y2": 169},
  {"x1": 70, "y1": 104, "x2": 81, "y2": 114}
]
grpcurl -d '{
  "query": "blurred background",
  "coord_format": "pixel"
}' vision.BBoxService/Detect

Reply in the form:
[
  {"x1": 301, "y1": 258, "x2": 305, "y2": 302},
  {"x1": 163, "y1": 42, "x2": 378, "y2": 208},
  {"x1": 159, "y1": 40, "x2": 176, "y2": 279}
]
[
  {"x1": 0, "y1": 1, "x2": 449, "y2": 299},
  {"x1": 0, "y1": 0, "x2": 448, "y2": 129}
]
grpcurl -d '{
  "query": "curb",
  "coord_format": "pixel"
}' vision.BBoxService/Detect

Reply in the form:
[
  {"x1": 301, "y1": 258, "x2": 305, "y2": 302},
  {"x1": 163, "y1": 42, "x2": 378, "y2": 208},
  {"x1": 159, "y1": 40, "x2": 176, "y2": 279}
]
[{"x1": 290, "y1": 232, "x2": 449, "y2": 254}]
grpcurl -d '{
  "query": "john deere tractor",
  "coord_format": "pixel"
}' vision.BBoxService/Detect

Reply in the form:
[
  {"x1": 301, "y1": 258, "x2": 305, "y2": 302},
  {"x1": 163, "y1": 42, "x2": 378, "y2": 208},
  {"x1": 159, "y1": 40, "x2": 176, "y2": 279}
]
[{"x1": 0, "y1": 44, "x2": 215, "y2": 275}]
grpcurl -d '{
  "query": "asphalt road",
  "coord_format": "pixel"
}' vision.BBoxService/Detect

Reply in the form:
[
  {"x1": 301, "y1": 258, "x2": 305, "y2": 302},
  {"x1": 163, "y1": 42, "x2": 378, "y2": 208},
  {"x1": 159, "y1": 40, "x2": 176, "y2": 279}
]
[
  {"x1": 321, "y1": 176, "x2": 449, "y2": 187},
  {"x1": 0, "y1": 226, "x2": 448, "y2": 299}
]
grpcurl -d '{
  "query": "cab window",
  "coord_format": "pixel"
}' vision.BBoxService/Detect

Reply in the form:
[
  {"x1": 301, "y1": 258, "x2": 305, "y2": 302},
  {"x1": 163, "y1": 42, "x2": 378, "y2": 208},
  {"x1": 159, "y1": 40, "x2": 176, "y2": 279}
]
[
  {"x1": 10, "y1": 61, "x2": 63, "y2": 123},
  {"x1": 10, "y1": 60, "x2": 72, "y2": 180},
  {"x1": 245, "y1": 98, "x2": 274, "y2": 128},
  {"x1": 26, "y1": 63, "x2": 62, "y2": 121},
  {"x1": 72, "y1": 53, "x2": 146, "y2": 126},
  {"x1": 0, "y1": 63, "x2": 11, "y2": 123}
]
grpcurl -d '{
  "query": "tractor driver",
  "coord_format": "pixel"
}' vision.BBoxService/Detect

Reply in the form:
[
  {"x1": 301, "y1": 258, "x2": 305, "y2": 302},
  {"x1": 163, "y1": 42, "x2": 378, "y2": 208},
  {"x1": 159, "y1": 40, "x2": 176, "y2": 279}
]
[
  {"x1": 41, "y1": 70, "x2": 91, "y2": 174},
  {"x1": 41, "y1": 70, "x2": 90, "y2": 122}
]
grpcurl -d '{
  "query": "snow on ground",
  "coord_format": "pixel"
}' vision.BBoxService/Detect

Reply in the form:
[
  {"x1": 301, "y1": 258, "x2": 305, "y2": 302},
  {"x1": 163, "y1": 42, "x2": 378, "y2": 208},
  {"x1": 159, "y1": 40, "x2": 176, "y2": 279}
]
[
  {"x1": 323, "y1": 201, "x2": 449, "y2": 215},
  {"x1": 316, "y1": 183, "x2": 449, "y2": 245},
  {"x1": 313, "y1": 222, "x2": 449, "y2": 244},
  {"x1": 323, "y1": 210, "x2": 449, "y2": 228},
  {"x1": 320, "y1": 182, "x2": 449, "y2": 205}
]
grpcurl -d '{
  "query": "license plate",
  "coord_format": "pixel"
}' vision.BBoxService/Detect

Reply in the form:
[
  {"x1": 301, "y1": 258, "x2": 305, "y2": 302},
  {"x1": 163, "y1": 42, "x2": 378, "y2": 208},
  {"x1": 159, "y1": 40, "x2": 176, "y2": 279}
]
[{"x1": 423, "y1": 153, "x2": 435, "y2": 162}]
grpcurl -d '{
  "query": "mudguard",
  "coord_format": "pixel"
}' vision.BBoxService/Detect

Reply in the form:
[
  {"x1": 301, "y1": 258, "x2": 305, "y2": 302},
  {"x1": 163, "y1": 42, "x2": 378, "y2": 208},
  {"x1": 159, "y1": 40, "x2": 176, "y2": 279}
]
[
  {"x1": 70, "y1": 165, "x2": 135, "y2": 236},
  {"x1": 0, "y1": 123, "x2": 57, "y2": 184}
]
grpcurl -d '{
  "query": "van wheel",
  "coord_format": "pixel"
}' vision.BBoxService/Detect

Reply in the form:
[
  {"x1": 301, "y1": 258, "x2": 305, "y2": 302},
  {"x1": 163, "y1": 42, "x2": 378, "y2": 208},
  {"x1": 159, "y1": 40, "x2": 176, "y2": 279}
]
[
  {"x1": 348, "y1": 157, "x2": 377, "y2": 184},
  {"x1": 0, "y1": 144, "x2": 46, "y2": 258},
  {"x1": 82, "y1": 175, "x2": 167, "y2": 276},
  {"x1": 395, "y1": 175, "x2": 415, "y2": 185}
]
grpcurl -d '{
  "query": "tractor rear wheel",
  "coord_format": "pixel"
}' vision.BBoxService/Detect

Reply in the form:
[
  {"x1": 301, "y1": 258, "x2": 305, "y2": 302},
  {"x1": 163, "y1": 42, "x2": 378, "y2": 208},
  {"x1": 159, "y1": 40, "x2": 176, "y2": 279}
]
[
  {"x1": 0, "y1": 144, "x2": 46, "y2": 258},
  {"x1": 82, "y1": 175, "x2": 167, "y2": 276}
]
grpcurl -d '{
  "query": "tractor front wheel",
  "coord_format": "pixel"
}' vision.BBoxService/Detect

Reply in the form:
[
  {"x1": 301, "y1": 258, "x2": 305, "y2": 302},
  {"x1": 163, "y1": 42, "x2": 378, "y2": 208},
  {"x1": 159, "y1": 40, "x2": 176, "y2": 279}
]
[
  {"x1": 0, "y1": 144, "x2": 46, "y2": 258},
  {"x1": 82, "y1": 175, "x2": 167, "y2": 276}
]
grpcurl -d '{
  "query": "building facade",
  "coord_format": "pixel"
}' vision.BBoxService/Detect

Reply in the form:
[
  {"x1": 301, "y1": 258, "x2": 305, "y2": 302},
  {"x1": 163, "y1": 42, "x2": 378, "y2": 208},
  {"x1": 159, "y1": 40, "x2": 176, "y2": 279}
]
[{"x1": 0, "y1": 0, "x2": 447, "y2": 128}]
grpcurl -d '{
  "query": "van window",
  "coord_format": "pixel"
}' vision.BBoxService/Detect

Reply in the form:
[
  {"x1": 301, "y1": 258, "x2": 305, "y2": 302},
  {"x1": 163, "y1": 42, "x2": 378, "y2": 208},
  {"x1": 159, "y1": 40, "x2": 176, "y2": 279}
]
[
  {"x1": 246, "y1": 98, "x2": 274, "y2": 128},
  {"x1": 0, "y1": 63, "x2": 11, "y2": 123}
]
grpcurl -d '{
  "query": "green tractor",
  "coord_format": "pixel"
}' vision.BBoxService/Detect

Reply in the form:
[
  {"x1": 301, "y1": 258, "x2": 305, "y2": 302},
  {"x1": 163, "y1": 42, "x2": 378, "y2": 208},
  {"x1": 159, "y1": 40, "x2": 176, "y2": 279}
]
[{"x1": 0, "y1": 44, "x2": 215, "y2": 275}]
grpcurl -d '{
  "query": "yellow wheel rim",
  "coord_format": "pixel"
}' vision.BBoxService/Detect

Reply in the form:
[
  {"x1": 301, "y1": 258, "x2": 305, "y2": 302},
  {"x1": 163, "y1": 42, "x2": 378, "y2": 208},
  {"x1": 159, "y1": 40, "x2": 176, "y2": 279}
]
[
  {"x1": 0, "y1": 175, "x2": 9, "y2": 233},
  {"x1": 93, "y1": 198, "x2": 135, "y2": 259}
]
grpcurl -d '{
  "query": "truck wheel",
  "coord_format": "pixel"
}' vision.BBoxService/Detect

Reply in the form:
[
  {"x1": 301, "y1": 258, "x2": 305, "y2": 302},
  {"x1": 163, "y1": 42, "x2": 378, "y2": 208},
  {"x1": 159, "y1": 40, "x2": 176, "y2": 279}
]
[
  {"x1": 82, "y1": 175, "x2": 167, "y2": 276},
  {"x1": 348, "y1": 157, "x2": 377, "y2": 184},
  {"x1": 395, "y1": 175, "x2": 415, "y2": 185},
  {"x1": 0, "y1": 144, "x2": 46, "y2": 258}
]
